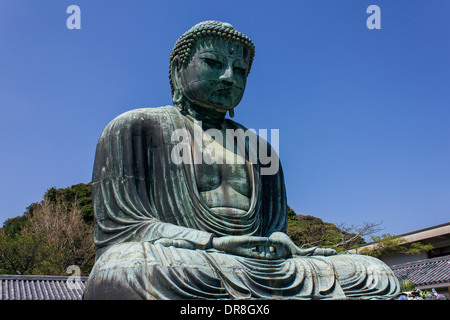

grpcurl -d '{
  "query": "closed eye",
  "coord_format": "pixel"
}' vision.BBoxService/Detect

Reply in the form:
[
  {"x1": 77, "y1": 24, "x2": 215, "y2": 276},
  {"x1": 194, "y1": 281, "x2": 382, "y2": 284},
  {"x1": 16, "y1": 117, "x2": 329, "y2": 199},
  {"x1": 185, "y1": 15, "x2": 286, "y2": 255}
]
[
  {"x1": 233, "y1": 66, "x2": 247, "y2": 76},
  {"x1": 203, "y1": 58, "x2": 223, "y2": 69}
]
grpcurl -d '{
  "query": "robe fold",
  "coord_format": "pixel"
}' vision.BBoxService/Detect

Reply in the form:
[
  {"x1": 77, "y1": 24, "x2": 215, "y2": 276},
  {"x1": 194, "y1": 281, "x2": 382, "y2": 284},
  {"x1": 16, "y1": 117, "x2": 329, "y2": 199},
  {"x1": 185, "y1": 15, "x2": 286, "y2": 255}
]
[{"x1": 83, "y1": 106, "x2": 400, "y2": 300}]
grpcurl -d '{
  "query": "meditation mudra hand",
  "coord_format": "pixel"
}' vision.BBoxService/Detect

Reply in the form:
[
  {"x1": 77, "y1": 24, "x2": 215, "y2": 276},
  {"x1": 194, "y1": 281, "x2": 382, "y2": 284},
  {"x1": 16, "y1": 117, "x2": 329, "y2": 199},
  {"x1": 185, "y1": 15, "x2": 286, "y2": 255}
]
[
  {"x1": 155, "y1": 233, "x2": 336, "y2": 260},
  {"x1": 83, "y1": 21, "x2": 400, "y2": 300}
]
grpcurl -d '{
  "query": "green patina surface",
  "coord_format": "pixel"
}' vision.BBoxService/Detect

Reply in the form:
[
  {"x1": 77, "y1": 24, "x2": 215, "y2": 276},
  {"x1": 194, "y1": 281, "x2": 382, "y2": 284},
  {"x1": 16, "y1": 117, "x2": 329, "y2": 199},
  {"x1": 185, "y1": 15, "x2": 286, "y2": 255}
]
[{"x1": 83, "y1": 21, "x2": 400, "y2": 300}]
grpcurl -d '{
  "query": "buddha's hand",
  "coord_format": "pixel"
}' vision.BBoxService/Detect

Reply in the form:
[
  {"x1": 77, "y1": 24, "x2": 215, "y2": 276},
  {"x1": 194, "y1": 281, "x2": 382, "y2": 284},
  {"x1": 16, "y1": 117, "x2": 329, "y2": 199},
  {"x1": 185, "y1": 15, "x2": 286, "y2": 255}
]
[
  {"x1": 269, "y1": 232, "x2": 337, "y2": 257},
  {"x1": 152, "y1": 238, "x2": 198, "y2": 250},
  {"x1": 211, "y1": 235, "x2": 291, "y2": 260}
]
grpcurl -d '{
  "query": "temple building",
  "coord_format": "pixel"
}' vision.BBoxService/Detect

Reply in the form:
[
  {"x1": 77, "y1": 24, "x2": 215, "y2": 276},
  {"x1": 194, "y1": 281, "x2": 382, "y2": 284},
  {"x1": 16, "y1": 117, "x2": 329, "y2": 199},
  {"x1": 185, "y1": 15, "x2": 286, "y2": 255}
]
[{"x1": 353, "y1": 222, "x2": 450, "y2": 298}]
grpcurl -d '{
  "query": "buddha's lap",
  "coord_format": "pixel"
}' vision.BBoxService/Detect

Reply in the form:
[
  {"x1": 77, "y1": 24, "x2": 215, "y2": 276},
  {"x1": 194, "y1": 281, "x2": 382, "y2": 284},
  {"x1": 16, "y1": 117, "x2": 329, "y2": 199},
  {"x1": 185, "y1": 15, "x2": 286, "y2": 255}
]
[
  {"x1": 92, "y1": 241, "x2": 392, "y2": 281},
  {"x1": 84, "y1": 241, "x2": 399, "y2": 300}
]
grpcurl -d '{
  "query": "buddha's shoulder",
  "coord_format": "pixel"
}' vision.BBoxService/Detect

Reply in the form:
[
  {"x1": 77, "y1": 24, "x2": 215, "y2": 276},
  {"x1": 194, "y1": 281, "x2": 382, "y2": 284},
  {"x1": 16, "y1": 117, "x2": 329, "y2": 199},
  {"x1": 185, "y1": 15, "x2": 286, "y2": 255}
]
[
  {"x1": 109, "y1": 106, "x2": 179, "y2": 124},
  {"x1": 102, "y1": 106, "x2": 181, "y2": 133}
]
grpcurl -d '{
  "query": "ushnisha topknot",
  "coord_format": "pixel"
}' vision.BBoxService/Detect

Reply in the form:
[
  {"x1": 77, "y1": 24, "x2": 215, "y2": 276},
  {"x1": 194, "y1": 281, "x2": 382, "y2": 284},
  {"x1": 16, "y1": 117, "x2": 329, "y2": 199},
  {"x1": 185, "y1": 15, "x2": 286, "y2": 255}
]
[{"x1": 169, "y1": 20, "x2": 255, "y2": 95}]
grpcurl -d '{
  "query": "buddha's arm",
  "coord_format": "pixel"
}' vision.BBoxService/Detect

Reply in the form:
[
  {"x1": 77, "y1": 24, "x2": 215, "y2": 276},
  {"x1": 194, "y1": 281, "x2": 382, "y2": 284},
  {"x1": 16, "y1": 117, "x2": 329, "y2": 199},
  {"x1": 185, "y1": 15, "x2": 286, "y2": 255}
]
[
  {"x1": 140, "y1": 220, "x2": 214, "y2": 249},
  {"x1": 93, "y1": 108, "x2": 216, "y2": 253},
  {"x1": 94, "y1": 183, "x2": 216, "y2": 252},
  {"x1": 152, "y1": 232, "x2": 336, "y2": 259},
  {"x1": 269, "y1": 232, "x2": 337, "y2": 256},
  {"x1": 152, "y1": 233, "x2": 289, "y2": 259}
]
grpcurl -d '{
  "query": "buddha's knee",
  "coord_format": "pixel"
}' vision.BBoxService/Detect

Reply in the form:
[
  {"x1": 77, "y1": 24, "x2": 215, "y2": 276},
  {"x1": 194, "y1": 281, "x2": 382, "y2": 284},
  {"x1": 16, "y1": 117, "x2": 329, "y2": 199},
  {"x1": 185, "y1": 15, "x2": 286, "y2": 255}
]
[
  {"x1": 84, "y1": 242, "x2": 154, "y2": 299},
  {"x1": 84, "y1": 242, "x2": 227, "y2": 300},
  {"x1": 96, "y1": 242, "x2": 147, "y2": 267},
  {"x1": 325, "y1": 254, "x2": 398, "y2": 283}
]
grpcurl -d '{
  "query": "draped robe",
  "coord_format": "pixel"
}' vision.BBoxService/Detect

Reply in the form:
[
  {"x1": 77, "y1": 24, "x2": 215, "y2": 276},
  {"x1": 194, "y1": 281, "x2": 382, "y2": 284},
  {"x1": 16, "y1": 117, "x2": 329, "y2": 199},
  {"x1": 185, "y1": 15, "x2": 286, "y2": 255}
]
[{"x1": 83, "y1": 106, "x2": 400, "y2": 300}]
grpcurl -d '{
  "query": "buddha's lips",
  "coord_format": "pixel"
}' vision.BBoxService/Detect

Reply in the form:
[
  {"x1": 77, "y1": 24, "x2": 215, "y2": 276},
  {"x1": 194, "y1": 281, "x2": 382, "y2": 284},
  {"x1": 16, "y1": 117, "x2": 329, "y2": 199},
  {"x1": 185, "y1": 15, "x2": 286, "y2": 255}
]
[{"x1": 214, "y1": 88, "x2": 233, "y2": 96}]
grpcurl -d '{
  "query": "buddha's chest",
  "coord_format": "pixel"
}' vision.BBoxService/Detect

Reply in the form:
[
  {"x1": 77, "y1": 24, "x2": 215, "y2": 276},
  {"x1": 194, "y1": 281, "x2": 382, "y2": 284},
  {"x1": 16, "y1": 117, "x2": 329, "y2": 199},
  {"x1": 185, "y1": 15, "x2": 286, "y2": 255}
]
[
  {"x1": 192, "y1": 131, "x2": 250, "y2": 193},
  {"x1": 186, "y1": 122, "x2": 252, "y2": 210}
]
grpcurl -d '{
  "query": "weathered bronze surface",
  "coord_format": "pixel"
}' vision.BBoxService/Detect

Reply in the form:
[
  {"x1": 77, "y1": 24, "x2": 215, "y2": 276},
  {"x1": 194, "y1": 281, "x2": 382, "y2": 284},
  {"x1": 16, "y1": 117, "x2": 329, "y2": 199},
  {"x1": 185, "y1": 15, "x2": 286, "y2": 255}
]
[{"x1": 83, "y1": 21, "x2": 400, "y2": 300}]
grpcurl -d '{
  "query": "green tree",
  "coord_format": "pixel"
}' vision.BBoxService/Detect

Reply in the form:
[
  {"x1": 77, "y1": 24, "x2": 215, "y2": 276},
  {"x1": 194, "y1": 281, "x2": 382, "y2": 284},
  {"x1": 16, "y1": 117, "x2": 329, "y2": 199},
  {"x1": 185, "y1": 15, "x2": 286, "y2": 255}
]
[
  {"x1": 357, "y1": 234, "x2": 434, "y2": 258},
  {"x1": 44, "y1": 183, "x2": 93, "y2": 224},
  {"x1": 0, "y1": 230, "x2": 63, "y2": 275},
  {"x1": 286, "y1": 205, "x2": 368, "y2": 253},
  {"x1": 0, "y1": 184, "x2": 95, "y2": 276},
  {"x1": 23, "y1": 198, "x2": 95, "y2": 275},
  {"x1": 1, "y1": 215, "x2": 30, "y2": 237}
]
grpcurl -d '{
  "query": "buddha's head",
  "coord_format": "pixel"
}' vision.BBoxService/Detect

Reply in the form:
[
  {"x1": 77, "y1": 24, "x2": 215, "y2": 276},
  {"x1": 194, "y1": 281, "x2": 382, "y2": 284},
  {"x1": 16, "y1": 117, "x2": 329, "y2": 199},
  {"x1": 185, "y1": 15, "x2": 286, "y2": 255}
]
[{"x1": 169, "y1": 21, "x2": 255, "y2": 116}]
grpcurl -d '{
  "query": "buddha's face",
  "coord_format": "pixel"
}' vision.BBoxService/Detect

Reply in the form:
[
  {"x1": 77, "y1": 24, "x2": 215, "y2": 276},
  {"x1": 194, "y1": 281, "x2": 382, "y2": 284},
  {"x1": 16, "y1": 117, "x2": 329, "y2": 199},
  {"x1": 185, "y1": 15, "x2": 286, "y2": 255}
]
[{"x1": 178, "y1": 37, "x2": 250, "y2": 113}]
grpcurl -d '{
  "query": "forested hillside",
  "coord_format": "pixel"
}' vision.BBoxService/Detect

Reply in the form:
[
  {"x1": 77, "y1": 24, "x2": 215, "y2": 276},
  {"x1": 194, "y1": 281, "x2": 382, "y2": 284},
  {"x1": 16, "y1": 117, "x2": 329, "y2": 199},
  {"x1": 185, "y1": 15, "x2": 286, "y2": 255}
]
[{"x1": 0, "y1": 183, "x2": 95, "y2": 276}]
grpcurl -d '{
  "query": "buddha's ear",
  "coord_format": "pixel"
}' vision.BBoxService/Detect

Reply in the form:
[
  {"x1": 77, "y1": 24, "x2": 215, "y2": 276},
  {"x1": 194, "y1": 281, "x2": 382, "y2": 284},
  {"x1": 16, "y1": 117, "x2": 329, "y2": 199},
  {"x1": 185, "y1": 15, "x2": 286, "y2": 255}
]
[{"x1": 171, "y1": 57, "x2": 183, "y2": 105}]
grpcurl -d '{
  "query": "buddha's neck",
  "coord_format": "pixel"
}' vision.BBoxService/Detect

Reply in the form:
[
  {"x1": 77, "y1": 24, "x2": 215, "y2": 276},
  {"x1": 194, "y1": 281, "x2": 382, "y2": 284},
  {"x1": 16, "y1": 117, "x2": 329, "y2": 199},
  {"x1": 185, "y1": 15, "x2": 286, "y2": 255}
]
[{"x1": 179, "y1": 101, "x2": 227, "y2": 129}]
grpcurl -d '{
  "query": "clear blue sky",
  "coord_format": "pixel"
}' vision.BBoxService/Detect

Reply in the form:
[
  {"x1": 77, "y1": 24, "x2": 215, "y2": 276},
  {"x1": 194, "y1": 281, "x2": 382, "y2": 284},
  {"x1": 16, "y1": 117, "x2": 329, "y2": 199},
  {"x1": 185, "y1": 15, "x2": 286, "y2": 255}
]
[{"x1": 1, "y1": 0, "x2": 449, "y2": 239}]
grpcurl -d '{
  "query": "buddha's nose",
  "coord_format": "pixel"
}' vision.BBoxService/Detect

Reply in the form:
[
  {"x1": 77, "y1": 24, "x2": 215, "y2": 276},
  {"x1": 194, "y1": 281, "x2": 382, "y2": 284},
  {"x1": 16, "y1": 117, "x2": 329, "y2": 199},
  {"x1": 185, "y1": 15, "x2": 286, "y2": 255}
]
[{"x1": 219, "y1": 65, "x2": 236, "y2": 86}]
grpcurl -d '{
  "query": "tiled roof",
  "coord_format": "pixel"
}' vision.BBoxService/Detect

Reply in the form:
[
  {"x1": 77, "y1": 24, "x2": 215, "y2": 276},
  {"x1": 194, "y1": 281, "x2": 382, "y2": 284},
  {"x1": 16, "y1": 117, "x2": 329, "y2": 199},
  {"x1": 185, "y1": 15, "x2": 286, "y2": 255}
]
[
  {"x1": 391, "y1": 255, "x2": 450, "y2": 287},
  {"x1": 0, "y1": 274, "x2": 88, "y2": 300}
]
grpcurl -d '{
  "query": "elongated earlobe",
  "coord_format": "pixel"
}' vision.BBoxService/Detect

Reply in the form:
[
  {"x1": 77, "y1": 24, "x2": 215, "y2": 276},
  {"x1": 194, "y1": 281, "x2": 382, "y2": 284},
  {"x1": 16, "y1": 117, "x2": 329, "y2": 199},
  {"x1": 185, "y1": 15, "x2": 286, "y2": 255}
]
[
  {"x1": 229, "y1": 109, "x2": 235, "y2": 118},
  {"x1": 173, "y1": 88, "x2": 183, "y2": 104},
  {"x1": 171, "y1": 57, "x2": 184, "y2": 106}
]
